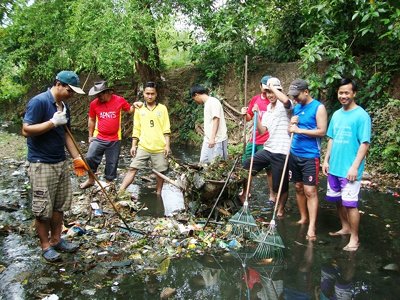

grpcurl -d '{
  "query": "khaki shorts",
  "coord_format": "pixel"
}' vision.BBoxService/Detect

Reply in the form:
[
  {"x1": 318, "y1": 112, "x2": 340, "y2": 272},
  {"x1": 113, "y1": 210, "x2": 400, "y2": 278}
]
[
  {"x1": 28, "y1": 161, "x2": 72, "y2": 220},
  {"x1": 129, "y1": 148, "x2": 168, "y2": 172}
]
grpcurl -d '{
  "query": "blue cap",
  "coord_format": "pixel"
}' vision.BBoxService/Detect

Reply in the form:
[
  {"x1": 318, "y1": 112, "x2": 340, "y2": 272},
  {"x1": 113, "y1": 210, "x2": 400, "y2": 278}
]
[
  {"x1": 56, "y1": 71, "x2": 85, "y2": 94},
  {"x1": 261, "y1": 75, "x2": 271, "y2": 89}
]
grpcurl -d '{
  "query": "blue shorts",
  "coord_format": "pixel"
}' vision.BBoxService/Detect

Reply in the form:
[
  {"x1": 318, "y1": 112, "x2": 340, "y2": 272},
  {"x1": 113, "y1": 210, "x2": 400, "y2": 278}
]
[{"x1": 326, "y1": 174, "x2": 361, "y2": 208}]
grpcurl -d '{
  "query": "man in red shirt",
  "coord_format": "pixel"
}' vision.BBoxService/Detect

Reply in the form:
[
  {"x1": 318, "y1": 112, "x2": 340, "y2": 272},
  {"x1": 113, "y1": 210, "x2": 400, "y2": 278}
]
[
  {"x1": 80, "y1": 81, "x2": 141, "y2": 189},
  {"x1": 239, "y1": 75, "x2": 275, "y2": 203}
]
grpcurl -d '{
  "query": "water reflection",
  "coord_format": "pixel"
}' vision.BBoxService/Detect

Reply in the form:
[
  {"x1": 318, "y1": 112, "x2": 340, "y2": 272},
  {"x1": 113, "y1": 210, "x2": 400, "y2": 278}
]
[{"x1": 319, "y1": 252, "x2": 357, "y2": 300}]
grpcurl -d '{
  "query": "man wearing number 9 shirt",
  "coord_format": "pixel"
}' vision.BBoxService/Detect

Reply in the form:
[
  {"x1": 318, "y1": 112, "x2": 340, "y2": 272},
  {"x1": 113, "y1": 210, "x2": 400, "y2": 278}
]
[{"x1": 119, "y1": 81, "x2": 171, "y2": 195}]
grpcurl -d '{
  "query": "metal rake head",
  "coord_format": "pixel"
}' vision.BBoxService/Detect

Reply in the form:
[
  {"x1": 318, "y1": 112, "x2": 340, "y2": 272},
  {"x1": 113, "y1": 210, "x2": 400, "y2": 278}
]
[
  {"x1": 253, "y1": 230, "x2": 285, "y2": 260},
  {"x1": 118, "y1": 226, "x2": 146, "y2": 239},
  {"x1": 229, "y1": 214, "x2": 260, "y2": 239}
]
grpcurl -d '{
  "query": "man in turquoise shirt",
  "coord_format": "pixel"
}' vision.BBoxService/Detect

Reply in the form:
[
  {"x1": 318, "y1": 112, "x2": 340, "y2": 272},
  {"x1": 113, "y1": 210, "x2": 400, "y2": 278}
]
[{"x1": 323, "y1": 78, "x2": 371, "y2": 252}]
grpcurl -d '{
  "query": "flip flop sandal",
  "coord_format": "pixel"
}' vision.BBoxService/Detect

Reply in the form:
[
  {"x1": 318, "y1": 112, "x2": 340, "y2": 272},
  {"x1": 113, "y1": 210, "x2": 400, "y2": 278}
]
[
  {"x1": 42, "y1": 247, "x2": 61, "y2": 262},
  {"x1": 53, "y1": 238, "x2": 79, "y2": 253}
]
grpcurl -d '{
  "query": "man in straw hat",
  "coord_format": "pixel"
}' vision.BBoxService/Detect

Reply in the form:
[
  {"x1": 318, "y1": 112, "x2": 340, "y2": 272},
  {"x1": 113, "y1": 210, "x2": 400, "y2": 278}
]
[
  {"x1": 79, "y1": 81, "x2": 142, "y2": 189},
  {"x1": 22, "y1": 70, "x2": 87, "y2": 262}
]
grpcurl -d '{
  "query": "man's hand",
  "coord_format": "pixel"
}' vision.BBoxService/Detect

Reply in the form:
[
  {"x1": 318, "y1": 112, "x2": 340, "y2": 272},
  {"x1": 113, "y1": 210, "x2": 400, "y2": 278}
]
[
  {"x1": 346, "y1": 166, "x2": 358, "y2": 182},
  {"x1": 289, "y1": 123, "x2": 299, "y2": 134},
  {"x1": 88, "y1": 137, "x2": 95, "y2": 143},
  {"x1": 208, "y1": 139, "x2": 216, "y2": 148},
  {"x1": 252, "y1": 104, "x2": 259, "y2": 113},
  {"x1": 130, "y1": 146, "x2": 137, "y2": 157},
  {"x1": 289, "y1": 116, "x2": 299, "y2": 133},
  {"x1": 50, "y1": 111, "x2": 68, "y2": 127},
  {"x1": 73, "y1": 157, "x2": 89, "y2": 176},
  {"x1": 164, "y1": 146, "x2": 171, "y2": 157},
  {"x1": 240, "y1": 107, "x2": 248, "y2": 115},
  {"x1": 322, "y1": 161, "x2": 329, "y2": 176},
  {"x1": 133, "y1": 101, "x2": 143, "y2": 109}
]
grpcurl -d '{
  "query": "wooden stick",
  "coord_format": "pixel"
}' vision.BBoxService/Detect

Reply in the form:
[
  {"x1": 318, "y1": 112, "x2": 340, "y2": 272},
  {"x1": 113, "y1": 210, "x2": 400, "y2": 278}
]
[
  {"x1": 151, "y1": 169, "x2": 184, "y2": 190},
  {"x1": 64, "y1": 126, "x2": 132, "y2": 231},
  {"x1": 204, "y1": 156, "x2": 240, "y2": 228}
]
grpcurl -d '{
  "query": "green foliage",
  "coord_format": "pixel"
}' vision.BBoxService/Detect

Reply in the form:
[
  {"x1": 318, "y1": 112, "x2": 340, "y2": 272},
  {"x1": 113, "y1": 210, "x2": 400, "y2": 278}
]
[
  {"x1": 168, "y1": 94, "x2": 202, "y2": 143},
  {"x1": 157, "y1": 21, "x2": 192, "y2": 70},
  {"x1": 368, "y1": 98, "x2": 400, "y2": 173}
]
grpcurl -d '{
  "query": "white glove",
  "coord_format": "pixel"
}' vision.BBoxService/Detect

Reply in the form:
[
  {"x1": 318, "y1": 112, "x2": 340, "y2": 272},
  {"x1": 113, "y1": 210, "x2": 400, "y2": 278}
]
[{"x1": 50, "y1": 104, "x2": 68, "y2": 127}]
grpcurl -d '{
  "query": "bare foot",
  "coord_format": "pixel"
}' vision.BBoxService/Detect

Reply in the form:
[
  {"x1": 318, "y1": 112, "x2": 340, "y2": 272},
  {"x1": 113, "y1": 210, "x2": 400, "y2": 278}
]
[
  {"x1": 306, "y1": 234, "x2": 317, "y2": 242},
  {"x1": 306, "y1": 234, "x2": 317, "y2": 241},
  {"x1": 80, "y1": 179, "x2": 95, "y2": 189},
  {"x1": 328, "y1": 230, "x2": 351, "y2": 236},
  {"x1": 343, "y1": 242, "x2": 359, "y2": 251},
  {"x1": 296, "y1": 218, "x2": 308, "y2": 225},
  {"x1": 277, "y1": 209, "x2": 285, "y2": 218}
]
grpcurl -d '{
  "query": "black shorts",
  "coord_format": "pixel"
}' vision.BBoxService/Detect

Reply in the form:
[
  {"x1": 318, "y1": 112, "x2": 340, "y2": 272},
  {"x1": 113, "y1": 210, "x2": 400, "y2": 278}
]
[
  {"x1": 288, "y1": 153, "x2": 320, "y2": 185},
  {"x1": 243, "y1": 149, "x2": 289, "y2": 193}
]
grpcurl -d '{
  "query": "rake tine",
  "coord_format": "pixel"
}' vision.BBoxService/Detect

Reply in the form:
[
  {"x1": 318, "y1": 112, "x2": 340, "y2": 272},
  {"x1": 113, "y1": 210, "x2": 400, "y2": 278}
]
[
  {"x1": 253, "y1": 133, "x2": 294, "y2": 259},
  {"x1": 228, "y1": 112, "x2": 259, "y2": 239}
]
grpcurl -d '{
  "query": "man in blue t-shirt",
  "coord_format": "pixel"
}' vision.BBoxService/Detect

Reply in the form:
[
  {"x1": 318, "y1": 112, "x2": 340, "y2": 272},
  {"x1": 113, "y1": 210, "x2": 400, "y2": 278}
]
[
  {"x1": 322, "y1": 78, "x2": 371, "y2": 252},
  {"x1": 288, "y1": 79, "x2": 328, "y2": 241},
  {"x1": 22, "y1": 70, "x2": 87, "y2": 262}
]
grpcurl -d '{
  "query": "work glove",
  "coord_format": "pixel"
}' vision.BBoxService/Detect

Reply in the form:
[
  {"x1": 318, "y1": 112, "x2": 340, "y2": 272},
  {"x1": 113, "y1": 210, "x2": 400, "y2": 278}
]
[
  {"x1": 50, "y1": 105, "x2": 68, "y2": 127},
  {"x1": 73, "y1": 157, "x2": 89, "y2": 177}
]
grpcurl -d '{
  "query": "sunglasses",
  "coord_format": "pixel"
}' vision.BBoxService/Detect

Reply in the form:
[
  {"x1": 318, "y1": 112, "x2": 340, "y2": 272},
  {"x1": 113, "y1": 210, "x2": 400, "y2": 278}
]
[{"x1": 60, "y1": 83, "x2": 74, "y2": 94}]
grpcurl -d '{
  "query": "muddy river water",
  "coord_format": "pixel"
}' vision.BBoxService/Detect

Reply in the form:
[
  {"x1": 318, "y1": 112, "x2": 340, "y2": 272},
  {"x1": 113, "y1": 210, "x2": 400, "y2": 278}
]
[{"x1": 0, "y1": 131, "x2": 399, "y2": 299}]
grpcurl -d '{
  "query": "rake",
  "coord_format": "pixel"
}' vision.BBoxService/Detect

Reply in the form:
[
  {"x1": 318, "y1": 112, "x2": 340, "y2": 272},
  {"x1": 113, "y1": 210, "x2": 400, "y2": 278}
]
[
  {"x1": 64, "y1": 125, "x2": 135, "y2": 235},
  {"x1": 253, "y1": 133, "x2": 294, "y2": 260},
  {"x1": 228, "y1": 111, "x2": 259, "y2": 239}
]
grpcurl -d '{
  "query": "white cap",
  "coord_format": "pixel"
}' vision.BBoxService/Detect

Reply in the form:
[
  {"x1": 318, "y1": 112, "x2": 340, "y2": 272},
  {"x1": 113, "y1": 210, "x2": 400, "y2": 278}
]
[{"x1": 266, "y1": 77, "x2": 283, "y2": 90}]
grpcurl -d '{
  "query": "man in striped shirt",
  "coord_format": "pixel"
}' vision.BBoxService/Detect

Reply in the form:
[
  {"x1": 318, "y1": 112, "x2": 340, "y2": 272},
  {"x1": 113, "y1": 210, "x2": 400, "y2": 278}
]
[{"x1": 242, "y1": 77, "x2": 292, "y2": 215}]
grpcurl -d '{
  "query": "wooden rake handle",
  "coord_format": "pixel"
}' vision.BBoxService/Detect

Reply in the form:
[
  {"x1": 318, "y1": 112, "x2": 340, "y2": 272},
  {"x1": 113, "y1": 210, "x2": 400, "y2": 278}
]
[
  {"x1": 64, "y1": 125, "x2": 132, "y2": 231},
  {"x1": 271, "y1": 132, "x2": 294, "y2": 220}
]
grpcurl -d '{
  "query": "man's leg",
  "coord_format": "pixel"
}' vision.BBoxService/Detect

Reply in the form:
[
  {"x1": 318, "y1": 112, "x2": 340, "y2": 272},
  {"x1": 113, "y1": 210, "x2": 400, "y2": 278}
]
[
  {"x1": 343, "y1": 207, "x2": 360, "y2": 250},
  {"x1": 331, "y1": 203, "x2": 351, "y2": 235},
  {"x1": 240, "y1": 150, "x2": 270, "y2": 204},
  {"x1": 36, "y1": 218, "x2": 51, "y2": 250},
  {"x1": 277, "y1": 191, "x2": 288, "y2": 217},
  {"x1": 119, "y1": 168, "x2": 137, "y2": 191},
  {"x1": 155, "y1": 176, "x2": 164, "y2": 195},
  {"x1": 81, "y1": 139, "x2": 105, "y2": 189},
  {"x1": 266, "y1": 170, "x2": 276, "y2": 201},
  {"x1": 104, "y1": 141, "x2": 121, "y2": 182},
  {"x1": 295, "y1": 182, "x2": 308, "y2": 224},
  {"x1": 304, "y1": 185, "x2": 318, "y2": 240},
  {"x1": 49, "y1": 211, "x2": 64, "y2": 245}
]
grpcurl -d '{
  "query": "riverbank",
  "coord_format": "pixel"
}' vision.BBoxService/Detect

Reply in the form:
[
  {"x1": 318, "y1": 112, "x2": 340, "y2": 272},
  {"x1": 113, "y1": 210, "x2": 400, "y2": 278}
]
[{"x1": 1, "y1": 126, "x2": 397, "y2": 193}]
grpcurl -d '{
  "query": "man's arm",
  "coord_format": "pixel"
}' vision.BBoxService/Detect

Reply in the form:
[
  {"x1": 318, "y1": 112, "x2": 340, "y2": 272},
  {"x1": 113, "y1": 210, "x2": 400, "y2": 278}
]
[
  {"x1": 251, "y1": 104, "x2": 267, "y2": 135},
  {"x1": 128, "y1": 101, "x2": 143, "y2": 114},
  {"x1": 289, "y1": 104, "x2": 327, "y2": 137},
  {"x1": 268, "y1": 84, "x2": 291, "y2": 108},
  {"x1": 164, "y1": 134, "x2": 171, "y2": 156},
  {"x1": 208, "y1": 117, "x2": 220, "y2": 148},
  {"x1": 346, "y1": 142, "x2": 370, "y2": 181},
  {"x1": 88, "y1": 117, "x2": 96, "y2": 143},
  {"x1": 322, "y1": 138, "x2": 333, "y2": 176},
  {"x1": 65, "y1": 131, "x2": 81, "y2": 159},
  {"x1": 22, "y1": 121, "x2": 55, "y2": 137}
]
